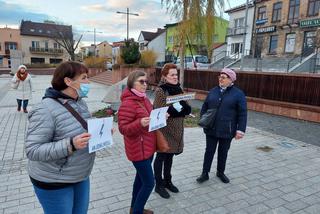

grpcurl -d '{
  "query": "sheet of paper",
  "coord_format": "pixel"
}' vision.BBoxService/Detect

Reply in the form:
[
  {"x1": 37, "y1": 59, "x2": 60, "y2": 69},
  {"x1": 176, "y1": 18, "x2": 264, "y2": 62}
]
[
  {"x1": 88, "y1": 117, "x2": 113, "y2": 153},
  {"x1": 149, "y1": 107, "x2": 169, "y2": 132},
  {"x1": 166, "y1": 93, "x2": 196, "y2": 104}
]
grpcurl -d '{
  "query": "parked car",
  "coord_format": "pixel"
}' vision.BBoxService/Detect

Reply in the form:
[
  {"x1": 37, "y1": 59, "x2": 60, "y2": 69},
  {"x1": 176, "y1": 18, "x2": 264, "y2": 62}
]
[
  {"x1": 105, "y1": 62, "x2": 112, "y2": 70},
  {"x1": 175, "y1": 55, "x2": 210, "y2": 69}
]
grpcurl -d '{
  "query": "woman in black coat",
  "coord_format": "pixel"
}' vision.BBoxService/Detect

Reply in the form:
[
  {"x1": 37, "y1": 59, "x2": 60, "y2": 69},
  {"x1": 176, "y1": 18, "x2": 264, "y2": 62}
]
[{"x1": 196, "y1": 68, "x2": 247, "y2": 184}]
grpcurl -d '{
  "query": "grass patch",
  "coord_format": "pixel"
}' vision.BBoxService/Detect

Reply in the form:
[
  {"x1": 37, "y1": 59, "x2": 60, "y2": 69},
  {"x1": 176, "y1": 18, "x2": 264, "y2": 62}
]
[
  {"x1": 184, "y1": 108, "x2": 200, "y2": 128},
  {"x1": 92, "y1": 107, "x2": 200, "y2": 127}
]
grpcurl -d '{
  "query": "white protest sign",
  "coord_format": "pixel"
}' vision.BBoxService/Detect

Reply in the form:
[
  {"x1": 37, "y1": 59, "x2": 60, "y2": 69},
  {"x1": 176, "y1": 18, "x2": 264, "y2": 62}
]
[
  {"x1": 166, "y1": 93, "x2": 196, "y2": 104},
  {"x1": 88, "y1": 117, "x2": 113, "y2": 153},
  {"x1": 149, "y1": 107, "x2": 169, "y2": 132}
]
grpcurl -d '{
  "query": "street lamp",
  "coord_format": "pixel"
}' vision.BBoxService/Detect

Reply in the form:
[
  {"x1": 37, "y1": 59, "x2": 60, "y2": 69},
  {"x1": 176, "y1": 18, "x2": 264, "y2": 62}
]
[
  {"x1": 116, "y1": 8, "x2": 139, "y2": 40},
  {"x1": 86, "y1": 28, "x2": 103, "y2": 56}
]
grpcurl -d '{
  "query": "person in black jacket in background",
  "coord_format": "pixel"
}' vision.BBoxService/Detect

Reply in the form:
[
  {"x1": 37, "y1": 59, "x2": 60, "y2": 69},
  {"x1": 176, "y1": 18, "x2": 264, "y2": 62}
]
[
  {"x1": 196, "y1": 68, "x2": 247, "y2": 184},
  {"x1": 153, "y1": 63, "x2": 191, "y2": 198}
]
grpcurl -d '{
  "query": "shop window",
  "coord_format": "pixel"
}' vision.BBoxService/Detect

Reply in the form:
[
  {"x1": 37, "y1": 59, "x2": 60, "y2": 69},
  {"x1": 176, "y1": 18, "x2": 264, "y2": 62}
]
[
  {"x1": 272, "y1": 2, "x2": 282, "y2": 22},
  {"x1": 308, "y1": 0, "x2": 320, "y2": 16},
  {"x1": 269, "y1": 35, "x2": 278, "y2": 54},
  {"x1": 288, "y1": 0, "x2": 300, "y2": 24},
  {"x1": 285, "y1": 34, "x2": 296, "y2": 53},
  {"x1": 257, "y1": 6, "x2": 267, "y2": 20}
]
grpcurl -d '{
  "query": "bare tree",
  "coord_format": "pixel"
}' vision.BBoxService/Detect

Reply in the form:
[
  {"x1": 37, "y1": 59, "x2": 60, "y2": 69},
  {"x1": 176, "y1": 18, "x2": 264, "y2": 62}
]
[{"x1": 50, "y1": 24, "x2": 82, "y2": 61}]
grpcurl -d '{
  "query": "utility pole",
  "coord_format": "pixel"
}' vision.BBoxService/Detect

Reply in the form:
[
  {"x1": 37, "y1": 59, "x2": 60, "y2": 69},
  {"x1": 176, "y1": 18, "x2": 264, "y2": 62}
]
[
  {"x1": 116, "y1": 8, "x2": 139, "y2": 40},
  {"x1": 240, "y1": 0, "x2": 250, "y2": 70},
  {"x1": 87, "y1": 28, "x2": 103, "y2": 56}
]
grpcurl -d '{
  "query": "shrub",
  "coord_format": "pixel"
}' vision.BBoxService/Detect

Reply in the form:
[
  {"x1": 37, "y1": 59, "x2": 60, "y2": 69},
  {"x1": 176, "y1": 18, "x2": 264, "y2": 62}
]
[
  {"x1": 140, "y1": 50, "x2": 158, "y2": 67},
  {"x1": 121, "y1": 39, "x2": 140, "y2": 64},
  {"x1": 84, "y1": 57, "x2": 106, "y2": 69}
]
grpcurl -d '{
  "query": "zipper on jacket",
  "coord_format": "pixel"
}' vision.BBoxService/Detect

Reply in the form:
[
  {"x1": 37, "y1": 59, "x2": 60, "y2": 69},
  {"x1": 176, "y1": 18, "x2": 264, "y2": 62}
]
[
  {"x1": 59, "y1": 158, "x2": 68, "y2": 173},
  {"x1": 141, "y1": 137, "x2": 145, "y2": 159}
]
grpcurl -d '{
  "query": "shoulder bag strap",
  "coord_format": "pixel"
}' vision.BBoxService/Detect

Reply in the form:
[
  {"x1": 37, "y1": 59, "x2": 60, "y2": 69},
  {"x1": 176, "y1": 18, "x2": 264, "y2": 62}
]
[{"x1": 52, "y1": 98, "x2": 88, "y2": 130}]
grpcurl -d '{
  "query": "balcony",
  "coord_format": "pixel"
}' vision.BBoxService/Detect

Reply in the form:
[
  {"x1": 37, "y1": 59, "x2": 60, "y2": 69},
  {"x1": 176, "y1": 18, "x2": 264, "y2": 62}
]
[
  {"x1": 29, "y1": 47, "x2": 64, "y2": 55},
  {"x1": 227, "y1": 27, "x2": 246, "y2": 36}
]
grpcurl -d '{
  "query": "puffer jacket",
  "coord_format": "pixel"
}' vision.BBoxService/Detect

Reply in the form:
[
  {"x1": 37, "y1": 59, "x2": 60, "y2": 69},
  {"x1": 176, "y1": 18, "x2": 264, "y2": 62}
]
[
  {"x1": 201, "y1": 85, "x2": 247, "y2": 139},
  {"x1": 118, "y1": 88, "x2": 156, "y2": 161},
  {"x1": 25, "y1": 87, "x2": 95, "y2": 183},
  {"x1": 11, "y1": 73, "x2": 32, "y2": 100}
]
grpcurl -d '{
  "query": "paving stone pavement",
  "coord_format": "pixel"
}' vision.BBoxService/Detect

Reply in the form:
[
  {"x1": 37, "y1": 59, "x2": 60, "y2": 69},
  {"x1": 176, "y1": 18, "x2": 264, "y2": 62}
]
[{"x1": 0, "y1": 74, "x2": 320, "y2": 214}]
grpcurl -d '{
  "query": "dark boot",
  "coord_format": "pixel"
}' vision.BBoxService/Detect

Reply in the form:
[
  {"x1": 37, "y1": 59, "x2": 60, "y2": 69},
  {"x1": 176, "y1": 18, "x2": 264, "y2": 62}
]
[
  {"x1": 164, "y1": 179, "x2": 179, "y2": 193},
  {"x1": 17, "y1": 107, "x2": 21, "y2": 112},
  {"x1": 130, "y1": 208, "x2": 154, "y2": 214},
  {"x1": 216, "y1": 171, "x2": 230, "y2": 183},
  {"x1": 155, "y1": 180, "x2": 170, "y2": 199},
  {"x1": 23, "y1": 109, "x2": 28, "y2": 113},
  {"x1": 196, "y1": 172, "x2": 209, "y2": 184}
]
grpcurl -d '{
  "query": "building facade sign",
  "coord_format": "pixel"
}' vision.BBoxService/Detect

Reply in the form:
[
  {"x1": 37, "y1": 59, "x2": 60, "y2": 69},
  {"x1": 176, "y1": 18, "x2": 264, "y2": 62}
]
[
  {"x1": 256, "y1": 19, "x2": 268, "y2": 25},
  {"x1": 256, "y1": 26, "x2": 276, "y2": 34},
  {"x1": 300, "y1": 18, "x2": 320, "y2": 28}
]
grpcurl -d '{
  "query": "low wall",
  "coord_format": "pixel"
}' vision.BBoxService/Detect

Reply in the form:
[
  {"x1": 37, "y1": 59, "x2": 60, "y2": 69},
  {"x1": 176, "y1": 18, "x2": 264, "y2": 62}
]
[
  {"x1": 112, "y1": 66, "x2": 155, "y2": 84},
  {"x1": 185, "y1": 88, "x2": 320, "y2": 123}
]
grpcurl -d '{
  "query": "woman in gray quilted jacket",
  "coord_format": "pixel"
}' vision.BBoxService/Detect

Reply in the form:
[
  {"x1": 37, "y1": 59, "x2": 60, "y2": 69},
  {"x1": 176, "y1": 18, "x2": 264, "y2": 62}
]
[{"x1": 25, "y1": 61, "x2": 95, "y2": 214}]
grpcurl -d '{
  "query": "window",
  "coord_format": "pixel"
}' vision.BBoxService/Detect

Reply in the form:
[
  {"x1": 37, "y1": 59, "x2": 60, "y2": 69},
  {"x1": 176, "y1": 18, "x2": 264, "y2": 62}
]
[
  {"x1": 0, "y1": 42, "x2": 1, "y2": 51},
  {"x1": 285, "y1": 34, "x2": 296, "y2": 53},
  {"x1": 5, "y1": 42, "x2": 17, "y2": 50},
  {"x1": 31, "y1": 41, "x2": 40, "y2": 48},
  {"x1": 213, "y1": 35, "x2": 218, "y2": 42},
  {"x1": 308, "y1": 0, "x2": 320, "y2": 16},
  {"x1": 231, "y1": 43, "x2": 243, "y2": 54},
  {"x1": 0, "y1": 56, "x2": 3, "y2": 66},
  {"x1": 45, "y1": 41, "x2": 49, "y2": 50},
  {"x1": 269, "y1": 35, "x2": 278, "y2": 54},
  {"x1": 39, "y1": 29, "x2": 42, "y2": 33},
  {"x1": 139, "y1": 43, "x2": 144, "y2": 51},
  {"x1": 288, "y1": 0, "x2": 300, "y2": 24},
  {"x1": 30, "y1": 29, "x2": 35, "y2": 32},
  {"x1": 53, "y1": 43, "x2": 58, "y2": 49},
  {"x1": 272, "y1": 2, "x2": 282, "y2": 22},
  {"x1": 168, "y1": 36, "x2": 174, "y2": 44},
  {"x1": 258, "y1": 6, "x2": 267, "y2": 20},
  {"x1": 234, "y1": 18, "x2": 245, "y2": 28}
]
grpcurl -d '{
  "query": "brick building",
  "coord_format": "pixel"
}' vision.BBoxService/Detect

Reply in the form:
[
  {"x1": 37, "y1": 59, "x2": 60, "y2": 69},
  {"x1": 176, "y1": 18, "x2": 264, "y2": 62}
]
[{"x1": 252, "y1": 0, "x2": 320, "y2": 58}]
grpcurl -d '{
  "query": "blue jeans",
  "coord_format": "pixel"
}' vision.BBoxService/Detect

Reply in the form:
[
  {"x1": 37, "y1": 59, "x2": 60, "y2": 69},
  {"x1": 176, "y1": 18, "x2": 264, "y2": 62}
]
[
  {"x1": 33, "y1": 178, "x2": 90, "y2": 214},
  {"x1": 17, "y1": 99, "x2": 28, "y2": 110},
  {"x1": 131, "y1": 156, "x2": 155, "y2": 214}
]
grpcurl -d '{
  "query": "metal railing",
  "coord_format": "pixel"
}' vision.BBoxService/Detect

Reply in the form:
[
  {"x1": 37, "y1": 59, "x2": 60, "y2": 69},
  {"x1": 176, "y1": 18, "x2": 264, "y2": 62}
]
[
  {"x1": 227, "y1": 27, "x2": 246, "y2": 36},
  {"x1": 29, "y1": 47, "x2": 64, "y2": 55},
  {"x1": 287, "y1": 48, "x2": 316, "y2": 72}
]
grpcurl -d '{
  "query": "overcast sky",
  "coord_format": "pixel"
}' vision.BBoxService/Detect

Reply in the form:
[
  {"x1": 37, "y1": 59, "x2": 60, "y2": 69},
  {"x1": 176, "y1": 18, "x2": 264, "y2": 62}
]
[{"x1": 0, "y1": 0, "x2": 247, "y2": 46}]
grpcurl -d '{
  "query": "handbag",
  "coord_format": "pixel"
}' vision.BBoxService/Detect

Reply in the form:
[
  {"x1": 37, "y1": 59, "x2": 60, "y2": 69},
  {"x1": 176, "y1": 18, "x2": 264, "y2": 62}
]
[
  {"x1": 198, "y1": 108, "x2": 217, "y2": 129},
  {"x1": 198, "y1": 91, "x2": 225, "y2": 129},
  {"x1": 156, "y1": 130, "x2": 170, "y2": 152},
  {"x1": 136, "y1": 101, "x2": 170, "y2": 152}
]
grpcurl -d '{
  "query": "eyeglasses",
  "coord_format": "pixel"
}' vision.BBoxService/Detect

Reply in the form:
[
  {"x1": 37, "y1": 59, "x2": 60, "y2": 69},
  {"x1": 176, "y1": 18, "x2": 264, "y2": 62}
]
[
  {"x1": 218, "y1": 75, "x2": 229, "y2": 80},
  {"x1": 136, "y1": 80, "x2": 148, "y2": 85}
]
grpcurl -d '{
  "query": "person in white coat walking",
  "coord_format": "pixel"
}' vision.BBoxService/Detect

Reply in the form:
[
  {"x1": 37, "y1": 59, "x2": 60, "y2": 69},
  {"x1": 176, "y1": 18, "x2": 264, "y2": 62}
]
[{"x1": 11, "y1": 65, "x2": 33, "y2": 113}]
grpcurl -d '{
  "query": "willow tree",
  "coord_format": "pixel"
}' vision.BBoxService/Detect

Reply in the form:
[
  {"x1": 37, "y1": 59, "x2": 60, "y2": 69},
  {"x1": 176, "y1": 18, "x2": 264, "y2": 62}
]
[{"x1": 162, "y1": 0, "x2": 227, "y2": 88}]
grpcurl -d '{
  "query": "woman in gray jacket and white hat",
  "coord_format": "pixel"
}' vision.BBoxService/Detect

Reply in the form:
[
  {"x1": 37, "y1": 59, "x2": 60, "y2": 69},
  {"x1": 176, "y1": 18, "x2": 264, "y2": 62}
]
[
  {"x1": 11, "y1": 65, "x2": 33, "y2": 113},
  {"x1": 25, "y1": 61, "x2": 98, "y2": 214}
]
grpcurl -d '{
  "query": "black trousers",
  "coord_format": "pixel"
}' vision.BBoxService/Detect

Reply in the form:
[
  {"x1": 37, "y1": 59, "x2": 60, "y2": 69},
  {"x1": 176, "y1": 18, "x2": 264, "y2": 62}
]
[
  {"x1": 202, "y1": 135, "x2": 232, "y2": 174},
  {"x1": 153, "y1": 152, "x2": 174, "y2": 184}
]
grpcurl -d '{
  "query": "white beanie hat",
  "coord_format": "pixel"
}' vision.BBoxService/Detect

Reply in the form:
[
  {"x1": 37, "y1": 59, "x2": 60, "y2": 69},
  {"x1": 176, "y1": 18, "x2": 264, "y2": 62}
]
[{"x1": 18, "y1": 64, "x2": 27, "y2": 71}]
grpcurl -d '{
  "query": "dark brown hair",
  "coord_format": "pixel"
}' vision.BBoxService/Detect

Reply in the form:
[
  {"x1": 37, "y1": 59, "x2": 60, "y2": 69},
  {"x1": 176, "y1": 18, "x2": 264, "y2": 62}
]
[
  {"x1": 51, "y1": 61, "x2": 88, "y2": 91},
  {"x1": 161, "y1": 63, "x2": 177, "y2": 77},
  {"x1": 127, "y1": 70, "x2": 147, "y2": 89}
]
